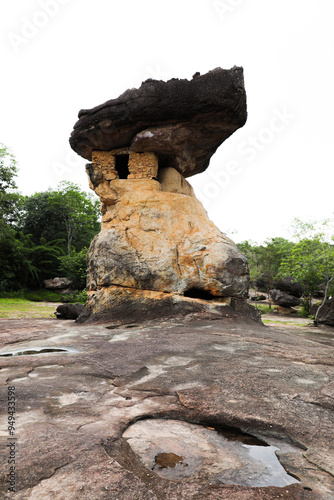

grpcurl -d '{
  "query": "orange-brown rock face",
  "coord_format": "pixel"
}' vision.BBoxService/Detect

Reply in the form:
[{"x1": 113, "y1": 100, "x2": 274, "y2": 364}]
[
  {"x1": 79, "y1": 162, "x2": 250, "y2": 322},
  {"x1": 70, "y1": 69, "x2": 252, "y2": 323},
  {"x1": 87, "y1": 178, "x2": 248, "y2": 297}
]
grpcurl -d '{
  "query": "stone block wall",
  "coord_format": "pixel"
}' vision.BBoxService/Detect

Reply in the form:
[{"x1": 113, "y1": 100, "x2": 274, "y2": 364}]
[
  {"x1": 91, "y1": 149, "x2": 158, "y2": 182},
  {"x1": 128, "y1": 152, "x2": 158, "y2": 179}
]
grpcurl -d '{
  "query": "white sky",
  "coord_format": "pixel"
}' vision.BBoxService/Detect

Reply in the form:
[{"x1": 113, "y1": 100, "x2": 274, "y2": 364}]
[{"x1": 1, "y1": 0, "x2": 333, "y2": 244}]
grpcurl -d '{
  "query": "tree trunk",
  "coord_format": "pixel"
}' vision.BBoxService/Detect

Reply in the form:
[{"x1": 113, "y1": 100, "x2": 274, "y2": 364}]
[{"x1": 314, "y1": 277, "x2": 333, "y2": 326}]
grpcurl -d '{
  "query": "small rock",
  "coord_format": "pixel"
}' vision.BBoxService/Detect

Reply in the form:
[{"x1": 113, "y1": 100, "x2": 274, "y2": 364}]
[
  {"x1": 44, "y1": 277, "x2": 73, "y2": 291},
  {"x1": 55, "y1": 303, "x2": 84, "y2": 320}
]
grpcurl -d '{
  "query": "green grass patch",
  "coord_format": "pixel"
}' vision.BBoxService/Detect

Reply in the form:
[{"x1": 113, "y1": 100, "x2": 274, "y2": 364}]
[
  {"x1": 253, "y1": 304, "x2": 272, "y2": 315},
  {"x1": 0, "y1": 289, "x2": 87, "y2": 303},
  {"x1": 0, "y1": 298, "x2": 58, "y2": 319},
  {"x1": 262, "y1": 318, "x2": 310, "y2": 327}
]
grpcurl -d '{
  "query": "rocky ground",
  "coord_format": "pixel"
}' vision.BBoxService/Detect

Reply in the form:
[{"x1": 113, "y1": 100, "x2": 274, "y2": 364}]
[{"x1": 0, "y1": 313, "x2": 333, "y2": 499}]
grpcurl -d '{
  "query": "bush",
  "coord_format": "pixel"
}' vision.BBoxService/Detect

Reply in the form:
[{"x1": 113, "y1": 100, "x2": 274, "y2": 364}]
[
  {"x1": 254, "y1": 304, "x2": 271, "y2": 315},
  {"x1": 60, "y1": 289, "x2": 87, "y2": 304},
  {"x1": 58, "y1": 248, "x2": 88, "y2": 290},
  {"x1": 24, "y1": 290, "x2": 62, "y2": 302},
  {"x1": 0, "y1": 290, "x2": 25, "y2": 299}
]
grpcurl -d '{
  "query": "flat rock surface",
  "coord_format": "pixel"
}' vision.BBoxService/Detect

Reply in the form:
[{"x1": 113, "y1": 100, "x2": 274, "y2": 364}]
[{"x1": 0, "y1": 316, "x2": 333, "y2": 499}]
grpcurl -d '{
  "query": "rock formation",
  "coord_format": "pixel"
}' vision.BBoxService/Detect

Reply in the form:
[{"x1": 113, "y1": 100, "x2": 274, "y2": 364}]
[
  {"x1": 270, "y1": 289, "x2": 302, "y2": 308},
  {"x1": 44, "y1": 277, "x2": 73, "y2": 294},
  {"x1": 311, "y1": 298, "x2": 334, "y2": 326},
  {"x1": 55, "y1": 303, "x2": 84, "y2": 320},
  {"x1": 70, "y1": 67, "x2": 255, "y2": 323},
  {"x1": 273, "y1": 278, "x2": 304, "y2": 298}
]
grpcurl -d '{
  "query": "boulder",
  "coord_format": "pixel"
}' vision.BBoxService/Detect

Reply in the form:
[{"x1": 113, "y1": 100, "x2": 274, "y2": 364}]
[
  {"x1": 70, "y1": 68, "x2": 252, "y2": 324},
  {"x1": 270, "y1": 289, "x2": 301, "y2": 308},
  {"x1": 273, "y1": 278, "x2": 304, "y2": 298},
  {"x1": 86, "y1": 183, "x2": 249, "y2": 298},
  {"x1": 70, "y1": 67, "x2": 247, "y2": 178},
  {"x1": 312, "y1": 298, "x2": 334, "y2": 326},
  {"x1": 44, "y1": 277, "x2": 73, "y2": 291},
  {"x1": 273, "y1": 305, "x2": 298, "y2": 315},
  {"x1": 313, "y1": 283, "x2": 326, "y2": 298},
  {"x1": 55, "y1": 303, "x2": 84, "y2": 320}
]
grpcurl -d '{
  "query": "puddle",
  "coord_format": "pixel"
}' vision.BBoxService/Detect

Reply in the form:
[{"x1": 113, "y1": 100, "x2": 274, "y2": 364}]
[
  {"x1": 106, "y1": 324, "x2": 140, "y2": 330},
  {"x1": 154, "y1": 452, "x2": 185, "y2": 469},
  {"x1": 0, "y1": 347, "x2": 80, "y2": 357},
  {"x1": 123, "y1": 419, "x2": 300, "y2": 488}
]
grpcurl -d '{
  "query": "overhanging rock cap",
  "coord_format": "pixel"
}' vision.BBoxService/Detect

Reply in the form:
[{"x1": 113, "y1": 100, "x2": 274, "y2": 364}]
[{"x1": 69, "y1": 67, "x2": 247, "y2": 178}]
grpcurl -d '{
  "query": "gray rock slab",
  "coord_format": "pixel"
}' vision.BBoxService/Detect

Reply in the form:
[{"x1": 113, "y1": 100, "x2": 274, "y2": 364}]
[{"x1": 0, "y1": 317, "x2": 333, "y2": 499}]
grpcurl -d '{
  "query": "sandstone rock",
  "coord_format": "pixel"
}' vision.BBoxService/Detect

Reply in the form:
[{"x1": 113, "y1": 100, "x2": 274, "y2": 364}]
[
  {"x1": 273, "y1": 305, "x2": 298, "y2": 315},
  {"x1": 158, "y1": 167, "x2": 195, "y2": 197},
  {"x1": 70, "y1": 67, "x2": 247, "y2": 178},
  {"x1": 1, "y1": 317, "x2": 333, "y2": 498},
  {"x1": 77, "y1": 287, "x2": 261, "y2": 325},
  {"x1": 70, "y1": 69, "x2": 251, "y2": 324},
  {"x1": 55, "y1": 303, "x2": 84, "y2": 320},
  {"x1": 44, "y1": 277, "x2": 73, "y2": 290},
  {"x1": 77, "y1": 179, "x2": 250, "y2": 323},
  {"x1": 312, "y1": 298, "x2": 334, "y2": 326},
  {"x1": 274, "y1": 278, "x2": 304, "y2": 298},
  {"x1": 270, "y1": 289, "x2": 301, "y2": 308}
]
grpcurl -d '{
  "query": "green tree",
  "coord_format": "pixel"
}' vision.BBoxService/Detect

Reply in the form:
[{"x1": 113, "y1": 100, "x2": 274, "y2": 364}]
[
  {"x1": 278, "y1": 218, "x2": 334, "y2": 323},
  {"x1": 20, "y1": 181, "x2": 100, "y2": 256},
  {"x1": 238, "y1": 237, "x2": 294, "y2": 307},
  {"x1": 58, "y1": 248, "x2": 88, "y2": 289},
  {"x1": 237, "y1": 240, "x2": 262, "y2": 288},
  {"x1": 0, "y1": 143, "x2": 22, "y2": 227}
]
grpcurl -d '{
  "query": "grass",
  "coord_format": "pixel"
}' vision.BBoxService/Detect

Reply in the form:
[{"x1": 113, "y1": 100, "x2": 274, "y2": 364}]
[
  {"x1": 0, "y1": 289, "x2": 87, "y2": 319},
  {"x1": 0, "y1": 298, "x2": 58, "y2": 319},
  {"x1": 262, "y1": 318, "x2": 310, "y2": 326},
  {"x1": 253, "y1": 304, "x2": 272, "y2": 315}
]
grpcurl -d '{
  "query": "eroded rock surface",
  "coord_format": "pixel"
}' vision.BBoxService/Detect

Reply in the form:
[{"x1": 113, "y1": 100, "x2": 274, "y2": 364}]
[
  {"x1": 0, "y1": 317, "x2": 333, "y2": 499},
  {"x1": 69, "y1": 68, "x2": 251, "y2": 324},
  {"x1": 70, "y1": 67, "x2": 247, "y2": 178},
  {"x1": 81, "y1": 180, "x2": 250, "y2": 323}
]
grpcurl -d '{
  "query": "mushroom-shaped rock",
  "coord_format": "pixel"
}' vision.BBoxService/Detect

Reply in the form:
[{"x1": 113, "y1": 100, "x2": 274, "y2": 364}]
[
  {"x1": 70, "y1": 67, "x2": 247, "y2": 178},
  {"x1": 69, "y1": 67, "x2": 254, "y2": 324}
]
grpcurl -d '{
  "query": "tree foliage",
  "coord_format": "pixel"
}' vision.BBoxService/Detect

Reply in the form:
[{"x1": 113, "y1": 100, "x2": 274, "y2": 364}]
[
  {"x1": 0, "y1": 144, "x2": 22, "y2": 227},
  {"x1": 0, "y1": 145, "x2": 100, "y2": 291},
  {"x1": 238, "y1": 217, "x2": 334, "y2": 321},
  {"x1": 20, "y1": 181, "x2": 100, "y2": 256},
  {"x1": 238, "y1": 238, "x2": 294, "y2": 293},
  {"x1": 58, "y1": 248, "x2": 88, "y2": 289}
]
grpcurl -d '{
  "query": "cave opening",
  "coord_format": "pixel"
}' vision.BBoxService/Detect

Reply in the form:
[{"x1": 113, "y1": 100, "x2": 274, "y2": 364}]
[
  {"x1": 115, "y1": 154, "x2": 130, "y2": 179},
  {"x1": 183, "y1": 288, "x2": 217, "y2": 300}
]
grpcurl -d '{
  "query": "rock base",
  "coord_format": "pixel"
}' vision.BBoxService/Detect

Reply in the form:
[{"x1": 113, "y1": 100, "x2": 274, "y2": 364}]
[{"x1": 76, "y1": 286, "x2": 262, "y2": 325}]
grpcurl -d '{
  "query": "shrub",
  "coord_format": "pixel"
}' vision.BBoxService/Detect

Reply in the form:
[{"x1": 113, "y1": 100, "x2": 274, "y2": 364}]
[
  {"x1": 58, "y1": 248, "x2": 88, "y2": 290},
  {"x1": 24, "y1": 290, "x2": 62, "y2": 302}
]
